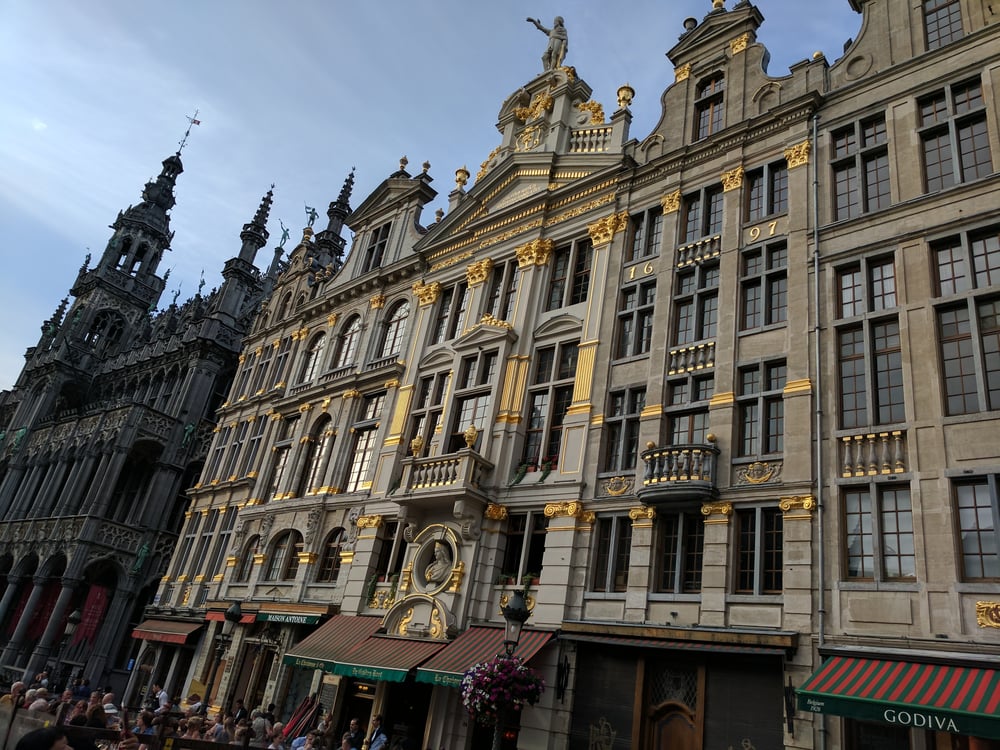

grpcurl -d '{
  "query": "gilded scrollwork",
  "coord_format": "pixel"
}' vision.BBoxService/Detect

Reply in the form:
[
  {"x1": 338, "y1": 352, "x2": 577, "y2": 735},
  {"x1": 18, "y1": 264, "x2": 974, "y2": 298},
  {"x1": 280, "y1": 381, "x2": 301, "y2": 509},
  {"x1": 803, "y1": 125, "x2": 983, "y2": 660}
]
[
  {"x1": 412, "y1": 280, "x2": 442, "y2": 306},
  {"x1": 675, "y1": 63, "x2": 692, "y2": 82},
  {"x1": 369, "y1": 293, "x2": 386, "y2": 309},
  {"x1": 730, "y1": 32, "x2": 750, "y2": 54},
  {"x1": 545, "y1": 501, "x2": 583, "y2": 518},
  {"x1": 515, "y1": 238, "x2": 555, "y2": 267},
  {"x1": 515, "y1": 92, "x2": 554, "y2": 122},
  {"x1": 587, "y1": 211, "x2": 629, "y2": 246},
  {"x1": 356, "y1": 514, "x2": 384, "y2": 529},
  {"x1": 701, "y1": 502, "x2": 733, "y2": 518},
  {"x1": 577, "y1": 100, "x2": 605, "y2": 124},
  {"x1": 466, "y1": 258, "x2": 494, "y2": 287},
  {"x1": 661, "y1": 190, "x2": 682, "y2": 214},
  {"x1": 722, "y1": 165, "x2": 745, "y2": 192},
  {"x1": 603, "y1": 476, "x2": 633, "y2": 497},
  {"x1": 737, "y1": 461, "x2": 782, "y2": 485},
  {"x1": 976, "y1": 601, "x2": 1000, "y2": 628},
  {"x1": 784, "y1": 140, "x2": 811, "y2": 168},
  {"x1": 485, "y1": 503, "x2": 509, "y2": 521}
]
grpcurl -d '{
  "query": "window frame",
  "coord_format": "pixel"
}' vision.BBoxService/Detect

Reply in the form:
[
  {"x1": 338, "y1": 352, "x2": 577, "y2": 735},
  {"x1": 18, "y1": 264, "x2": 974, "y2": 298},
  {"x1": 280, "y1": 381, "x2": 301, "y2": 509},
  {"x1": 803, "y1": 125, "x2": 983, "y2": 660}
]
[
  {"x1": 628, "y1": 206, "x2": 664, "y2": 262},
  {"x1": 694, "y1": 73, "x2": 725, "y2": 141},
  {"x1": 830, "y1": 114, "x2": 891, "y2": 221},
  {"x1": 841, "y1": 483, "x2": 916, "y2": 582},
  {"x1": 332, "y1": 315, "x2": 362, "y2": 370},
  {"x1": 736, "y1": 360, "x2": 786, "y2": 458},
  {"x1": 432, "y1": 281, "x2": 470, "y2": 344},
  {"x1": 376, "y1": 300, "x2": 410, "y2": 361},
  {"x1": 918, "y1": 78, "x2": 991, "y2": 193},
  {"x1": 316, "y1": 528, "x2": 346, "y2": 583},
  {"x1": 954, "y1": 476, "x2": 1000, "y2": 581},
  {"x1": 615, "y1": 279, "x2": 656, "y2": 359},
  {"x1": 672, "y1": 261, "x2": 719, "y2": 346},
  {"x1": 590, "y1": 515, "x2": 633, "y2": 594},
  {"x1": 485, "y1": 260, "x2": 521, "y2": 323},
  {"x1": 654, "y1": 510, "x2": 704, "y2": 594},
  {"x1": 681, "y1": 185, "x2": 724, "y2": 244},
  {"x1": 545, "y1": 238, "x2": 594, "y2": 311},
  {"x1": 733, "y1": 506, "x2": 784, "y2": 595},
  {"x1": 740, "y1": 240, "x2": 788, "y2": 331},
  {"x1": 744, "y1": 159, "x2": 788, "y2": 223},
  {"x1": 499, "y1": 511, "x2": 549, "y2": 584},
  {"x1": 344, "y1": 392, "x2": 385, "y2": 493},
  {"x1": 360, "y1": 222, "x2": 391, "y2": 275},
  {"x1": 449, "y1": 350, "x2": 498, "y2": 452},
  {"x1": 264, "y1": 530, "x2": 303, "y2": 582},
  {"x1": 603, "y1": 387, "x2": 646, "y2": 472},
  {"x1": 665, "y1": 374, "x2": 714, "y2": 446},
  {"x1": 923, "y1": 0, "x2": 963, "y2": 50},
  {"x1": 522, "y1": 340, "x2": 578, "y2": 466}
]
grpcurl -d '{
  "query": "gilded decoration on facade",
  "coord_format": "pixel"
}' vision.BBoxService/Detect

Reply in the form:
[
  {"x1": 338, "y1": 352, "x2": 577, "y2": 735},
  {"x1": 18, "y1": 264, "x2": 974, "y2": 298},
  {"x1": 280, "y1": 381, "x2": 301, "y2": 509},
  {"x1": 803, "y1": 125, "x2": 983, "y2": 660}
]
[
  {"x1": 661, "y1": 190, "x2": 682, "y2": 214},
  {"x1": 455, "y1": 165, "x2": 470, "y2": 190},
  {"x1": 779, "y1": 496, "x2": 816, "y2": 519},
  {"x1": 485, "y1": 503, "x2": 509, "y2": 520},
  {"x1": 412, "y1": 280, "x2": 442, "y2": 306},
  {"x1": 327, "y1": 312, "x2": 338, "y2": 327},
  {"x1": 784, "y1": 140, "x2": 811, "y2": 168},
  {"x1": 603, "y1": 476, "x2": 633, "y2": 496},
  {"x1": 369, "y1": 293, "x2": 386, "y2": 309},
  {"x1": 516, "y1": 238, "x2": 555, "y2": 267},
  {"x1": 587, "y1": 211, "x2": 629, "y2": 246},
  {"x1": 516, "y1": 125, "x2": 544, "y2": 152},
  {"x1": 617, "y1": 84, "x2": 635, "y2": 109},
  {"x1": 628, "y1": 506, "x2": 656, "y2": 527},
  {"x1": 478, "y1": 313, "x2": 513, "y2": 330},
  {"x1": 466, "y1": 258, "x2": 494, "y2": 286},
  {"x1": 737, "y1": 461, "x2": 782, "y2": 485},
  {"x1": 722, "y1": 165, "x2": 745, "y2": 192},
  {"x1": 430, "y1": 250, "x2": 475, "y2": 272},
  {"x1": 476, "y1": 145, "x2": 503, "y2": 181},
  {"x1": 545, "y1": 501, "x2": 583, "y2": 518},
  {"x1": 976, "y1": 601, "x2": 1000, "y2": 628},
  {"x1": 577, "y1": 100, "x2": 605, "y2": 124},
  {"x1": 701, "y1": 502, "x2": 734, "y2": 521},
  {"x1": 356, "y1": 514, "x2": 384, "y2": 529},
  {"x1": 730, "y1": 32, "x2": 751, "y2": 54},
  {"x1": 515, "y1": 92, "x2": 554, "y2": 122},
  {"x1": 675, "y1": 63, "x2": 692, "y2": 82}
]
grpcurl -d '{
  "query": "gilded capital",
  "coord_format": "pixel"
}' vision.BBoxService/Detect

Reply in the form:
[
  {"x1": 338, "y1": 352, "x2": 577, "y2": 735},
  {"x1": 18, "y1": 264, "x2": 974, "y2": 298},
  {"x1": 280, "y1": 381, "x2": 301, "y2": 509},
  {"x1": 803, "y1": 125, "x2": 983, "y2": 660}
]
[
  {"x1": 784, "y1": 140, "x2": 811, "y2": 168},
  {"x1": 412, "y1": 280, "x2": 442, "y2": 306},
  {"x1": 356, "y1": 514, "x2": 384, "y2": 529},
  {"x1": 722, "y1": 165, "x2": 745, "y2": 192},
  {"x1": 545, "y1": 501, "x2": 583, "y2": 518},
  {"x1": 370, "y1": 293, "x2": 386, "y2": 309},
  {"x1": 701, "y1": 502, "x2": 733, "y2": 517},
  {"x1": 466, "y1": 258, "x2": 494, "y2": 287},
  {"x1": 485, "y1": 503, "x2": 509, "y2": 521},
  {"x1": 587, "y1": 211, "x2": 630, "y2": 246},
  {"x1": 342, "y1": 389, "x2": 361, "y2": 400},
  {"x1": 628, "y1": 506, "x2": 656, "y2": 523},
  {"x1": 327, "y1": 312, "x2": 339, "y2": 327},
  {"x1": 675, "y1": 63, "x2": 692, "y2": 82},
  {"x1": 661, "y1": 190, "x2": 682, "y2": 214},
  {"x1": 515, "y1": 238, "x2": 555, "y2": 267},
  {"x1": 779, "y1": 496, "x2": 816, "y2": 513}
]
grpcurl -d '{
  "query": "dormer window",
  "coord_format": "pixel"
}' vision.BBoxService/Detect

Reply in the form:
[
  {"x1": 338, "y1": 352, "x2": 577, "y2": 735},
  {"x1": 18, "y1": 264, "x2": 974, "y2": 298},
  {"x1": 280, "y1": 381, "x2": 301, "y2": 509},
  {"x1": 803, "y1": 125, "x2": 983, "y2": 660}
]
[
  {"x1": 360, "y1": 222, "x2": 391, "y2": 274},
  {"x1": 694, "y1": 74, "x2": 725, "y2": 140}
]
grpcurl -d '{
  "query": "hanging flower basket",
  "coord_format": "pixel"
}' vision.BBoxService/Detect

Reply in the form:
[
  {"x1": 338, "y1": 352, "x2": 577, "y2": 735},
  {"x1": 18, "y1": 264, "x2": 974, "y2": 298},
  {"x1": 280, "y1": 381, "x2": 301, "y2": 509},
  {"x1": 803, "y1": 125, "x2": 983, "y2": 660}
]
[{"x1": 460, "y1": 655, "x2": 545, "y2": 726}]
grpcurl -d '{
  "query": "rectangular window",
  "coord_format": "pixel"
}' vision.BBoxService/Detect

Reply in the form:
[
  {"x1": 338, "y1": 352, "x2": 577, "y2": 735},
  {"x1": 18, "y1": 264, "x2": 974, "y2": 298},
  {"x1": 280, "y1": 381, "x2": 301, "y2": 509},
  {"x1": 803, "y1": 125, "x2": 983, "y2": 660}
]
[
  {"x1": 546, "y1": 239, "x2": 594, "y2": 311},
  {"x1": 408, "y1": 372, "x2": 448, "y2": 452},
  {"x1": 740, "y1": 241, "x2": 787, "y2": 330},
  {"x1": 672, "y1": 263, "x2": 719, "y2": 345},
  {"x1": 955, "y1": 477, "x2": 1000, "y2": 580},
  {"x1": 240, "y1": 417, "x2": 268, "y2": 478},
  {"x1": 485, "y1": 260, "x2": 521, "y2": 323},
  {"x1": 924, "y1": 0, "x2": 963, "y2": 50},
  {"x1": 682, "y1": 186, "x2": 724, "y2": 244},
  {"x1": 735, "y1": 507, "x2": 783, "y2": 594},
  {"x1": 172, "y1": 514, "x2": 201, "y2": 576},
  {"x1": 190, "y1": 509, "x2": 220, "y2": 579},
  {"x1": 221, "y1": 420, "x2": 251, "y2": 480},
  {"x1": 449, "y1": 350, "x2": 497, "y2": 451},
  {"x1": 205, "y1": 508, "x2": 237, "y2": 581},
  {"x1": 432, "y1": 282, "x2": 470, "y2": 344},
  {"x1": 843, "y1": 485, "x2": 915, "y2": 581},
  {"x1": 655, "y1": 511, "x2": 704, "y2": 593},
  {"x1": 250, "y1": 344, "x2": 274, "y2": 395},
  {"x1": 604, "y1": 387, "x2": 645, "y2": 471},
  {"x1": 360, "y1": 222, "x2": 391, "y2": 275},
  {"x1": 628, "y1": 207, "x2": 664, "y2": 261},
  {"x1": 205, "y1": 425, "x2": 232, "y2": 481},
  {"x1": 372, "y1": 521, "x2": 405, "y2": 581},
  {"x1": 744, "y1": 160, "x2": 788, "y2": 222},
  {"x1": 665, "y1": 375, "x2": 713, "y2": 445},
  {"x1": 523, "y1": 341, "x2": 577, "y2": 466},
  {"x1": 831, "y1": 114, "x2": 890, "y2": 220},
  {"x1": 694, "y1": 75, "x2": 725, "y2": 140},
  {"x1": 616, "y1": 280, "x2": 656, "y2": 359},
  {"x1": 737, "y1": 361, "x2": 786, "y2": 457},
  {"x1": 920, "y1": 79, "x2": 991, "y2": 193},
  {"x1": 591, "y1": 516, "x2": 633, "y2": 593},
  {"x1": 345, "y1": 393, "x2": 385, "y2": 492},
  {"x1": 938, "y1": 299, "x2": 1000, "y2": 415},
  {"x1": 500, "y1": 512, "x2": 548, "y2": 583},
  {"x1": 270, "y1": 337, "x2": 292, "y2": 389}
]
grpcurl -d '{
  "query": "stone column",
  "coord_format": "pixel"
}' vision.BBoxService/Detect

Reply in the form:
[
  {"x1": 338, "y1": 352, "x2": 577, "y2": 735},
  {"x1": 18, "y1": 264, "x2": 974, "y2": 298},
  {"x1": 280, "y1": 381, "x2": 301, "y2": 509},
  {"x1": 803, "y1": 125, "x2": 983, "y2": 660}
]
[
  {"x1": 88, "y1": 449, "x2": 130, "y2": 517},
  {"x1": 1, "y1": 575, "x2": 48, "y2": 664},
  {"x1": 23, "y1": 577, "x2": 79, "y2": 681},
  {"x1": 0, "y1": 574, "x2": 26, "y2": 633},
  {"x1": 87, "y1": 585, "x2": 133, "y2": 684},
  {"x1": 53, "y1": 454, "x2": 93, "y2": 515},
  {"x1": 625, "y1": 506, "x2": 656, "y2": 622},
  {"x1": 699, "y1": 502, "x2": 733, "y2": 628}
]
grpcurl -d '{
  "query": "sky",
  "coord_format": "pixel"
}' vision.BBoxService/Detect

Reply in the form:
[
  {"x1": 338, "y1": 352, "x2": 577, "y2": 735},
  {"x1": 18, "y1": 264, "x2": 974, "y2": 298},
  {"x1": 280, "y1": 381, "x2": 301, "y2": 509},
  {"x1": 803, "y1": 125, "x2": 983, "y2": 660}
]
[{"x1": 0, "y1": 0, "x2": 863, "y2": 390}]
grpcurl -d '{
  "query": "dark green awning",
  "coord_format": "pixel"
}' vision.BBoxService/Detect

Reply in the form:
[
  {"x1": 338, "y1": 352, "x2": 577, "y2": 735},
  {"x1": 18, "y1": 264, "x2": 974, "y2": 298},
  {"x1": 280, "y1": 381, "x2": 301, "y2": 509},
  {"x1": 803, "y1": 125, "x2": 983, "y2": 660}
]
[{"x1": 331, "y1": 635, "x2": 447, "y2": 683}]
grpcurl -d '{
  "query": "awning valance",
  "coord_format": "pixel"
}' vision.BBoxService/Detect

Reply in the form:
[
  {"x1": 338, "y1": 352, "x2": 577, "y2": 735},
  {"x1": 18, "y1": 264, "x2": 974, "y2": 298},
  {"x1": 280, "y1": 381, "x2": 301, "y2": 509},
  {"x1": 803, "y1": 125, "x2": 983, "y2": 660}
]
[
  {"x1": 282, "y1": 615, "x2": 383, "y2": 673},
  {"x1": 562, "y1": 632, "x2": 785, "y2": 656},
  {"x1": 332, "y1": 636, "x2": 448, "y2": 683},
  {"x1": 415, "y1": 626, "x2": 554, "y2": 689},
  {"x1": 205, "y1": 610, "x2": 256, "y2": 624},
  {"x1": 797, "y1": 655, "x2": 1000, "y2": 740},
  {"x1": 132, "y1": 619, "x2": 203, "y2": 644}
]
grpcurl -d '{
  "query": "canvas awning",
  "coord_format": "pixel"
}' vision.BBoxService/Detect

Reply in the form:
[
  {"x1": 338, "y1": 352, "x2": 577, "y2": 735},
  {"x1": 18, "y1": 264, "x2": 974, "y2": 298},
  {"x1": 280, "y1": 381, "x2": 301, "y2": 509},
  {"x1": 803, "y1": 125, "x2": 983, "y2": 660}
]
[
  {"x1": 282, "y1": 614, "x2": 383, "y2": 673},
  {"x1": 797, "y1": 654, "x2": 1000, "y2": 740},
  {"x1": 415, "y1": 626, "x2": 554, "y2": 689},
  {"x1": 562, "y1": 632, "x2": 786, "y2": 656},
  {"x1": 332, "y1": 636, "x2": 449, "y2": 683},
  {"x1": 131, "y1": 619, "x2": 203, "y2": 644}
]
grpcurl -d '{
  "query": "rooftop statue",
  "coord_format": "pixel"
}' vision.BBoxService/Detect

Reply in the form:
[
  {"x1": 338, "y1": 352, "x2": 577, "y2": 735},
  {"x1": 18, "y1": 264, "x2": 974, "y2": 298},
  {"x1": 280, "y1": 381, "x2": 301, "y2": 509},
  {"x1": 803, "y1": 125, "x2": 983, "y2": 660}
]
[{"x1": 527, "y1": 16, "x2": 568, "y2": 71}]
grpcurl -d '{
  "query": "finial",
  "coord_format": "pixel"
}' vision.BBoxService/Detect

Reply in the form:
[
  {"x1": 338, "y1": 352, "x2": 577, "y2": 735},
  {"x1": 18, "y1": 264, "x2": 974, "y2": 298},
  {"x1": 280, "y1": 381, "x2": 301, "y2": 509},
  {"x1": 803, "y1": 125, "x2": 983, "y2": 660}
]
[
  {"x1": 253, "y1": 187, "x2": 274, "y2": 227},
  {"x1": 617, "y1": 83, "x2": 635, "y2": 109},
  {"x1": 172, "y1": 287, "x2": 181, "y2": 306},
  {"x1": 163, "y1": 268, "x2": 171, "y2": 283},
  {"x1": 455, "y1": 166, "x2": 470, "y2": 190},
  {"x1": 422, "y1": 160, "x2": 431, "y2": 174},
  {"x1": 435, "y1": 208, "x2": 444, "y2": 223},
  {"x1": 399, "y1": 155, "x2": 408, "y2": 171},
  {"x1": 197, "y1": 270, "x2": 205, "y2": 296},
  {"x1": 338, "y1": 168, "x2": 356, "y2": 203},
  {"x1": 712, "y1": 0, "x2": 725, "y2": 9},
  {"x1": 177, "y1": 109, "x2": 201, "y2": 153}
]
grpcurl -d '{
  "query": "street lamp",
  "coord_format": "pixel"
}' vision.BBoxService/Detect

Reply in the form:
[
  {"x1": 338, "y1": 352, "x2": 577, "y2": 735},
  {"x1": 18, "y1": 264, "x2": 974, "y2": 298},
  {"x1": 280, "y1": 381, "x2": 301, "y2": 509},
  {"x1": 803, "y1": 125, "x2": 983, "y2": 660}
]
[
  {"x1": 201, "y1": 602, "x2": 242, "y2": 715},
  {"x1": 495, "y1": 590, "x2": 532, "y2": 750},
  {"x1": 501, "y1": 590, "x2": 530, "y2": 657},
  {"x1": 57, "y1": 609, "x2": 83, "y2": 692}
]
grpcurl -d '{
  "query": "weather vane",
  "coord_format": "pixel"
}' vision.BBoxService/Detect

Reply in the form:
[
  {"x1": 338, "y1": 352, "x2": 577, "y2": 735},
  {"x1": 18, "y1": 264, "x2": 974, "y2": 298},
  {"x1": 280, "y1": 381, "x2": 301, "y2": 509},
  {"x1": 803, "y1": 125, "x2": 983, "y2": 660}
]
[{"x1": 178, "y1": 109, "x2": 202, "y2": 153}]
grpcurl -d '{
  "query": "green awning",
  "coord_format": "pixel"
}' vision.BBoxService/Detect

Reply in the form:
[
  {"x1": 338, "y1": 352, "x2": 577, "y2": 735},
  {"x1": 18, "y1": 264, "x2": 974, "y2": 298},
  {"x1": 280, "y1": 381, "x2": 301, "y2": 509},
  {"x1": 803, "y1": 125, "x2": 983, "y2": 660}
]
[
  {"x1": 797, "y1": 655, "x2": 1000, "y2": 740},
  {"x1": 282, "y1": 615, "x2": 383, "y2": 673},
  {"x1": 331, "y1": 635, "x2": 448, "y2": 683},
  {"x1": 415, "y1": 626, "x2": 554, "y2": 689}
]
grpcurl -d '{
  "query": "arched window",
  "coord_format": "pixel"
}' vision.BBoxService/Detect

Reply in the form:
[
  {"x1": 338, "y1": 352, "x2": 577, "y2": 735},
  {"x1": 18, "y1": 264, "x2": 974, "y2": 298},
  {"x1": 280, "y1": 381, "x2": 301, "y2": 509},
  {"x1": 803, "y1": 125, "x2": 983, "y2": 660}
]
[
  {"x1": 333, "y1": 316, "x2": 361, "y2": 369},
  {"x1": 264, "y1": 530, "x2": 303, "y2": 581},
  {"x1": 316, "y1": 528, "x2": 346, "y2": 583},
  {"x1": 84, "y1": 310, "x2": 125, "y2": 357},
  {"x1": 276, "y1": 293, "x2": 293, "y2": 321},
  {"x1": 299, "y1": 333, "x2": 326, "y2": 383},
  {"x1": 235, "y1": 535, "x2": 260, "y2": 582},
  {"x1": 378, "y1": 301, "x2": 409, "y2": 359},
  {"x1": 298, "y1": 416, "x2": 334, "y2": 497}
]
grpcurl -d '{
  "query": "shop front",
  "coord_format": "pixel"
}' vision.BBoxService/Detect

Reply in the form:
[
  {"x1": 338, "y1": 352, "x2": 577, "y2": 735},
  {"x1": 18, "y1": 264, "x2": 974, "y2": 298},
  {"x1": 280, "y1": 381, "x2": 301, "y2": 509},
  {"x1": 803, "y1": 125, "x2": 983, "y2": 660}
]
[{"x1": 797, "y1": 652, "x2": 1000, "y2": 750}]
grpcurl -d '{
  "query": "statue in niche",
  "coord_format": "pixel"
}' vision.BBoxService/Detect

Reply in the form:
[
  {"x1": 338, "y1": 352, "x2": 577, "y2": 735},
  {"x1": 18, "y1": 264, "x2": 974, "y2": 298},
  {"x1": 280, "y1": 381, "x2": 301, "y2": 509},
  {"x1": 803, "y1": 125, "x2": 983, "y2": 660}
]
[
  {"x1": 527, "y1": 16, "x2": 568, "y2": 71},
  {"x1": 424, "y1": 541, "x2": 452, "y2": 585}
]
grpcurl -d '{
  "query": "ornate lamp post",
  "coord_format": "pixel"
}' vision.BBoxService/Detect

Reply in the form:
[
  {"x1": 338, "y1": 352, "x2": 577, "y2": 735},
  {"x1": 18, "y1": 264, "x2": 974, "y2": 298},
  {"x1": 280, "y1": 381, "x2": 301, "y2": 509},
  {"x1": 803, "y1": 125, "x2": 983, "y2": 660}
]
[
  {"x1": 202, "y1": 602, "x2": 242, "y2": 715},
  {"x1": 494, "y1": 590, "x2": 531, "y2": 750},
  {"x1": 57, "y1": 609, "x2": 82, "y2": 692}
]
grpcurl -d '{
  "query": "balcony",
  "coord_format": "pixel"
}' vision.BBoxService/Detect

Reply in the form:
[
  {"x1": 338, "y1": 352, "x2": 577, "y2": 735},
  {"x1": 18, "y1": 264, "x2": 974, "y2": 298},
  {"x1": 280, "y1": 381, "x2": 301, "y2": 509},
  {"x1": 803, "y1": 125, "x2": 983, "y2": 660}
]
[
  {"x1": 839, "y1": 429, "x2": 908, "y2": 477},
  {"x1": 637, "y1": 443, "x2": 720, "y2": 506},
  {"x1": 394, "y1": 449, "x2": 495, "y2": 515}
]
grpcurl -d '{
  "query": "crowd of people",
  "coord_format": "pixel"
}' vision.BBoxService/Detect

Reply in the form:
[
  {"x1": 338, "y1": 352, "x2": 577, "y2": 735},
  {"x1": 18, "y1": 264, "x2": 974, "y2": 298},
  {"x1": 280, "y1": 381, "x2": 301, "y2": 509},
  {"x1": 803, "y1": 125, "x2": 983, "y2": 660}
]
[{"x1": 4, "y1": 677, "x2": 398, "y2": 750}]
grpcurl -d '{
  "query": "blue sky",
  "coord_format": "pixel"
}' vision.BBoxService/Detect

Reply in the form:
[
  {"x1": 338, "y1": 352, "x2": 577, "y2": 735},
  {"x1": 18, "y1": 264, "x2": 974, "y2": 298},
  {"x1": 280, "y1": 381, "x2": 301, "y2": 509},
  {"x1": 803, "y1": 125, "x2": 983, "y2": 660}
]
[{"x1": 0, "y1": 0, "x2": 862, "y2": 389}]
